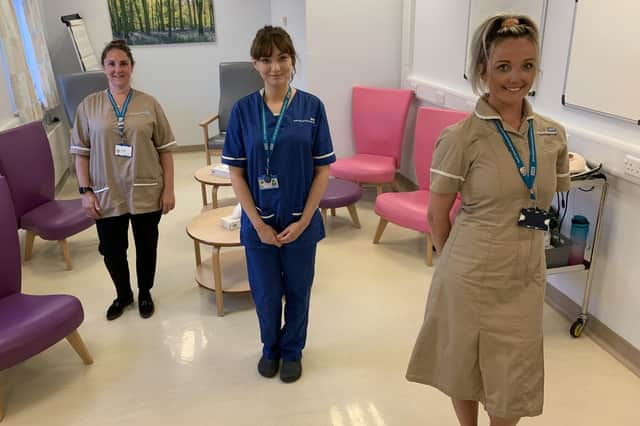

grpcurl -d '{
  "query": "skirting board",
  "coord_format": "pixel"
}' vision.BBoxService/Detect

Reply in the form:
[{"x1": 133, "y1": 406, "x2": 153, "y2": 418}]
[
  {"x1": 545, "y1": 283, "x2": 640, "y2": 377},
  {"x1": 395, "y1": 172, "x2": 419, "y2": 192},
  {"x1": 173, "y1": 144, "x2": 203, "y2": 153}
]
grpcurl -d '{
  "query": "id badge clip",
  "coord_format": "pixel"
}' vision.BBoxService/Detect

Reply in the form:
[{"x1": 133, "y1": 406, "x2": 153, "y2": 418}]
[
  {"x1": 258, "y1": 174, "x2": 279, "y2": 190},
  {"x1": 518, "y1": 207, "x2": 551, "y2": 231},
  {"x1": 115, "y1": 143, "x2": 133, "y2": 158}
]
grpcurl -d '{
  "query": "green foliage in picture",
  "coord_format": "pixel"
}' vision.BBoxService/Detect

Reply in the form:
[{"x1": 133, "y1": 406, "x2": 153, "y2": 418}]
[{"x1": 108, "y1": 0, "x2": 216, "y2": 45}]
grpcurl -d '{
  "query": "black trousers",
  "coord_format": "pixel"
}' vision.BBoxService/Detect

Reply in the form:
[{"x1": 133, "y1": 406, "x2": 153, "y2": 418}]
[{"x1": 95, "y1": 210, "x2": 162, "y2": 300}]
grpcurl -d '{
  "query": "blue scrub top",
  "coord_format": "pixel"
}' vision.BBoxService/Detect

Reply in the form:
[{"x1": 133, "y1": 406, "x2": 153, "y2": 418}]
[{"x1": 222, "y1": 89, "x2": 336, "y2": 248}]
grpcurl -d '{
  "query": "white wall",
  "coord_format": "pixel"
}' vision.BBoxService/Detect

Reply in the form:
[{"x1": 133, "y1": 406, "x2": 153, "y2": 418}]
[
  {"x1": 408, "y1": 2, "x2": 640, "y2": 348},
  {"x1": 270, "y1": 0, "x2": 307, "y2": 90},
  {"x1": 306, "y1": 0, "x2": 404, "y2": 158},
  {"x1": 39, "y1": 0, "x2": 271, "y2": 147}
]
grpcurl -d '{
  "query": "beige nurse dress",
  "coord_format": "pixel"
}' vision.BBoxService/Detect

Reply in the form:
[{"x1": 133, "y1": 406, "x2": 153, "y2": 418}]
[{"x1": 406, "y1": 97, "x2": 570, "y2": 418}]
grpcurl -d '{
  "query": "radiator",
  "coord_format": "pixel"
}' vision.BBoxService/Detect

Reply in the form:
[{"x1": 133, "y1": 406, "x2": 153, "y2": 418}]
[
  {"x1": 0, "y1": 116, "x2": 21, "y2": 131},
  {"x1": 46, "y1": 121, "x2": 70, "y2": 187}
]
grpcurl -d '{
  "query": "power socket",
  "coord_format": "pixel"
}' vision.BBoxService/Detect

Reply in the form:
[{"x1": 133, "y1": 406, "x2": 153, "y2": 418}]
[{"x1": 624, "y1": 154, "x2": 640, "y2": 179}]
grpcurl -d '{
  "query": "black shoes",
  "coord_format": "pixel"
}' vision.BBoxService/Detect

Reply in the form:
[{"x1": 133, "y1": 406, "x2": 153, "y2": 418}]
[
  {"x1": 106, "y1": 292, "x2": 154, "y2": 320},
  {"x1": 280, "y1": 360, "x2": 302, "y2": 383},
  {"x1": 106, "y1": 296, "x2": 134, "y2": 320},
  {"x1": 138, "y1": 292, "x2": 154, "y2": 319},
  {"x1": 258, "y1": 356, "x2": 279, "y2": 378}
]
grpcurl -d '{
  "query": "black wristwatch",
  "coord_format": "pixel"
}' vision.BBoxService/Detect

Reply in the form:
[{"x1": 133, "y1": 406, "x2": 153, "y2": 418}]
[{"x1": 78, "y1": 186, "x2": 93, "y2": 194}]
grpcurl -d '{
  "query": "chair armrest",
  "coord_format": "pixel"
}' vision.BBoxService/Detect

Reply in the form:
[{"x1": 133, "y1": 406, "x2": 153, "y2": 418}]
[{"x1": 199, "y1": 114, "x2": 219, "y2": 127}]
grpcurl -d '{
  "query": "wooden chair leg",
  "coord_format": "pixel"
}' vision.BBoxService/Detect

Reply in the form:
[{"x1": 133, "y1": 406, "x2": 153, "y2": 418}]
[
  {"x1": 346, "y1": 204, "x2": 361, "y2": 228},
  {"x1": 376, "y1": 184, "x2": 384, "y2": 195},
  {"x1": 373, "y1": 218, "x2": 388, "y2": 243},
  {"x1": 59, "y1": 239, "x2": 73, "y2": 270},
  {"x1": 24, "y1": 230, "x2": 36, "y2": 261},
  {"x1": 330, "y1": 208, "x2": 336, "y2": 217},
  {"x1": 425, "y1": 233, "x2": 433, "y2": 266},
  {"x1": 66, "y1": 330, "x2": 93, "y2": 365},
  {"x1": 321, "y1": 208, "x2": 328, "y2": 229},
  {"x1": 203, "y1": 126, "x2": 211, "y2": 165},
  {"x1": 0, "y1": 382, "x2": 4, "y2": 421}
]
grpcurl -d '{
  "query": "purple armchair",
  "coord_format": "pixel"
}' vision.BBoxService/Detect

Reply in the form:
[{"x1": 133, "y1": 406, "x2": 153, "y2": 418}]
[
  {"x1": 0, "y1": 176, "x2": 93, "y2": 421},
  {"x1": 0, "y1": 121, "x2": 94, "y2": 270}
]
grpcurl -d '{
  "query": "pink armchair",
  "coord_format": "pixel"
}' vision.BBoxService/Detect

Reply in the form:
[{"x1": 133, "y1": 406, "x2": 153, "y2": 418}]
[
  {"x1": 330, "y1": 86, "x2": 413, "y2": 194},
  {"x1": 372, "y1": 106, "x2": 469, "y2": 266}
]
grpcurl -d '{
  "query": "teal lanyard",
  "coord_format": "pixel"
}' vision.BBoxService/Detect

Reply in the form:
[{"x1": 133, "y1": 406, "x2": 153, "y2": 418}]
[
  {"x1": 494, "y1": 119, "x2": 537, "y2": 201},
  {"x1": 260, "y1": 86, "x2": 292, "y2": 177},
  {"x1": 106, "y1": 89, "x2": 133, "y2": 144}
]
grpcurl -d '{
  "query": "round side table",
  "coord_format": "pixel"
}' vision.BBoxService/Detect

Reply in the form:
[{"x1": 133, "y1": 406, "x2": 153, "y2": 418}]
[
  {"x1": 193, "y1": 165, "x2": 233, "y2": 209},
  {"x1": 186, "y1": 206, "x2": 249, "y2": 316}
]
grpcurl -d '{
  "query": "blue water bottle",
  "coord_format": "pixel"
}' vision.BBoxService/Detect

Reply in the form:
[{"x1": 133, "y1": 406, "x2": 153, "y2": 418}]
[{"x1": 568, "y1": 215, "x2": 590, "y2": 265}]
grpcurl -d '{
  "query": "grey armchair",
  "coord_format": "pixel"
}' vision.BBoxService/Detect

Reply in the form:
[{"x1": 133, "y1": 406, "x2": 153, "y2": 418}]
[
  {"x1": 57, "y1": 71, "x2": 108, "y2": 125},
  {"x1": 198, "y1": 62, "x2": 264, "y2": 165}
]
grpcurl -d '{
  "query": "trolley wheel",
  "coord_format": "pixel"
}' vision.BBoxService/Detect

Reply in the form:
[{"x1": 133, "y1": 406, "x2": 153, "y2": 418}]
[{"x1": 570, "y1": 319, "x2": 585, "y2": 338}]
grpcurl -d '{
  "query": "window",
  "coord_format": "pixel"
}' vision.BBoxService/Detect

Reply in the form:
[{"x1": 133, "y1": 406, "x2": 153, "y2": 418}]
[
  {"x1": 12, "y1": 0, "x2": 46, "y2": 107},
  {"x1": 0, "y1": 40, "x2": 17, "y2": 115}
]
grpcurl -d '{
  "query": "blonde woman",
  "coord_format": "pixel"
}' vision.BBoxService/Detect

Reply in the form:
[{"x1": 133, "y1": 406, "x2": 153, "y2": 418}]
[{"x1": 406, "y1": 14, "x2": 570, "y2": 426}]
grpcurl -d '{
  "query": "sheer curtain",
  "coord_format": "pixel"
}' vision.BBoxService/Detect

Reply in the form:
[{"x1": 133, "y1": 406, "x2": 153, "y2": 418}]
[
  {"x1": 0, "y1": 1, "x2": 41, "y2": 122},
  {"x1": 22, "y1": 0, "x2": 59, "y2": 110}
]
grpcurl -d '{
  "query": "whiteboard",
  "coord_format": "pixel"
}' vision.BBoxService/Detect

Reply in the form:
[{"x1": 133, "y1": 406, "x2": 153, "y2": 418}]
[
  {"x1": 464, "y1": 0, "x2": 548, "y2": 84},
  {"x1": 563, "y1": 0, "x2": 640, "y2": 124}
]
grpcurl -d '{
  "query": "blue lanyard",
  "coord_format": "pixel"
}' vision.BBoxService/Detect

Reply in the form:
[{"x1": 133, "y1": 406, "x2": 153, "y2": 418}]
[
  {"x1": 494, "y1": 119, "x2": 537, "y2": 201},
  {"x1": 260, "y1": 86, "x2": 292, "y2": 177},
  {"x1": 106, "y1": 89, "x2": 133, "y2": 144}
]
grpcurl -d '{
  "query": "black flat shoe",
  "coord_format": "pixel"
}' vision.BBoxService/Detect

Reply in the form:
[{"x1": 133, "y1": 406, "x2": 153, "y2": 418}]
[
  {"x1": 138, "y1": 293, "x2": 154, "y2": 319},
  {"x1": 258, "y1": 356, "x2": 279, "y2": 378},
  {"x1": 106, "y1": 297, "x2": 134, "y2": 321},
  {"x1": 280, "y1": 360, "x2": 302, "y2": 383}
]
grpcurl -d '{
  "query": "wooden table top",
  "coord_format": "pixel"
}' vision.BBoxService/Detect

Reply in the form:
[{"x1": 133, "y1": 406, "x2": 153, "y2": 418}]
[
  {"x1": 194, "y1": 165, "x2": 232, "y2": 186},
  {"x1": 186, "y1": 206, "x2": 240, "y2": 246}
]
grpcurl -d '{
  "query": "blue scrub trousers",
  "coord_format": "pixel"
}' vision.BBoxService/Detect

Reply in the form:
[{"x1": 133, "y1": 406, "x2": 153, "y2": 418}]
[{"x1": 245, "y1": 243, "x2": 317, "y2": 362}]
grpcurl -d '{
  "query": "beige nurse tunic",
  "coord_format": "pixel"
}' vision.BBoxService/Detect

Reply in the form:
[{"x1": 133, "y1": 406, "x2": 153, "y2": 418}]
[{"x1": 406, "y1": 97, "x2": 570, "y2": 418}]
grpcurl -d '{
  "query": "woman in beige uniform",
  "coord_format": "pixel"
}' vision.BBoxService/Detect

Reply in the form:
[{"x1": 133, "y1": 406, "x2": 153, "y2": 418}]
[
  {"x1": 406, "y1": 14, "x2": 570, "y2": 426},
  {"x1": 71, "y1": 40, "x2": 176, "y2": 321}
]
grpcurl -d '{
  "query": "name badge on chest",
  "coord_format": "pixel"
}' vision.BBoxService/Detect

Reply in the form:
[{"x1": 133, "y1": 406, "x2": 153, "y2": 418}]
[
  {"x1": 258, "y1": 174, "x2": 279, "y2": 190},
  {"x1": 518, "y1": 207, "x2": 551, "y2": 231},
  {"x1": 115, "y1": 143, "x2": 133, "y2": 158}
]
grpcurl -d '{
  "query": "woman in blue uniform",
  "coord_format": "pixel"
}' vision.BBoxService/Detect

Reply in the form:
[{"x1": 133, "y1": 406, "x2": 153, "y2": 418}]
[{"x1": 222, "y1": 26, "x2": 335, "y2": 383}]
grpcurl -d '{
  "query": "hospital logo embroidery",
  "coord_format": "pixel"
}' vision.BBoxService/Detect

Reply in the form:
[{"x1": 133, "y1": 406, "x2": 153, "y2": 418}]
[
  {"x1": 537, "y1": 127, "x2": 558, "y2": 135},
  {"x1": 293, "y1": 117, "x2": 316, "y2": 124}
]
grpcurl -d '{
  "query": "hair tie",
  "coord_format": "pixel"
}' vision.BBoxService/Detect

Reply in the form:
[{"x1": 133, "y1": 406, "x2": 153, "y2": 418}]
[{"x1": 501, "y1": 17, "x2": 520, "y2": 29}]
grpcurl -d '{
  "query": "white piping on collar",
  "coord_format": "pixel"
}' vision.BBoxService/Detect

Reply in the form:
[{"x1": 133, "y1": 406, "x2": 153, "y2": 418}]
[{"x1": 474, "y1": 110, "x2": 535, "y2": 122}]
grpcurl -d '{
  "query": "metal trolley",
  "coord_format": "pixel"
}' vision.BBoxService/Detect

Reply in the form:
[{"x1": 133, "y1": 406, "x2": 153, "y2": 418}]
[{"x1": 546, "y1": 173, "x2": 608, "y2": 338}]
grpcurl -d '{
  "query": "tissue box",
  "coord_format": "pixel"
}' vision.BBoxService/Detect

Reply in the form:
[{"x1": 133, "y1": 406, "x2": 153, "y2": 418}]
[
  {"x1": 211, "y1": 164, "x2": 230, "y2": 178},
  {"x1": 221, "y1": 215, "x2": 240, "y2": 230}
]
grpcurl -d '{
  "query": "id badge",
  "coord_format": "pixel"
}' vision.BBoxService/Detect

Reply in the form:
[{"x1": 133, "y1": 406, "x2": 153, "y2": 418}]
[
  {"x1": 115, "y1": 144, "x2": 132, "y2": 158},
  {"x1": 518, "y1": 207, "x2": 551, "y2": 231},
  {"x1": 258, "y1": 175, "x2": 279, "y2": 190}
]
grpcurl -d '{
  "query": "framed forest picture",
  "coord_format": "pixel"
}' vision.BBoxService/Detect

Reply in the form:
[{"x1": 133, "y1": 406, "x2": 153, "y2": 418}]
[{"x1": 107, "y1": 0, "x2": 216, "y2": 45}]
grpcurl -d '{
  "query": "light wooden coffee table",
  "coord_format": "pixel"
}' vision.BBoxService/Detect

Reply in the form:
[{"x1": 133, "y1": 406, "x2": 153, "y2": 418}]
[
  {"x1": 186, "y1": 206, "x2": 249, "y2": 316},
  {"x1": 193, "y1": 165, "x2": 233, "y2": 209}
]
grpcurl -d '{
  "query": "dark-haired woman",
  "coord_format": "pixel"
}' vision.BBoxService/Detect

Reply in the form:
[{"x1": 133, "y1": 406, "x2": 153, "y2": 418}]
[
  {"x1": 222, "y1": 26, "x2": 335, "y2": 383},
  {"x1": 71, "y1": 40, "x2": 176, "y2": 321}
]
